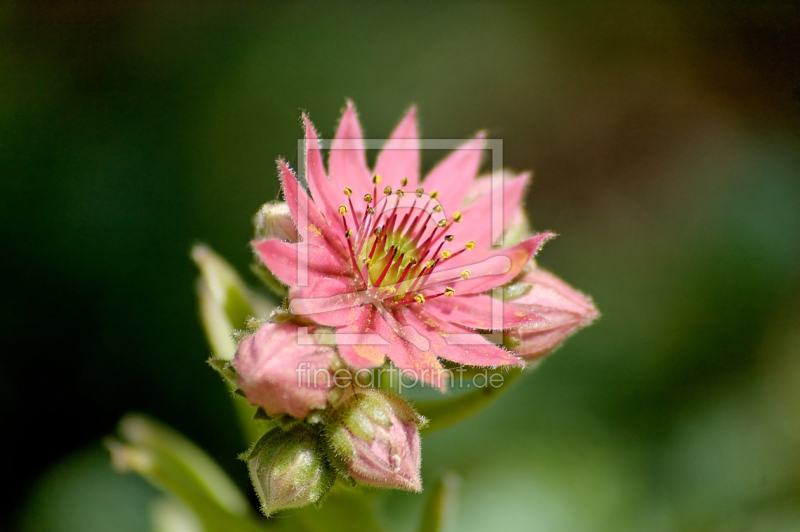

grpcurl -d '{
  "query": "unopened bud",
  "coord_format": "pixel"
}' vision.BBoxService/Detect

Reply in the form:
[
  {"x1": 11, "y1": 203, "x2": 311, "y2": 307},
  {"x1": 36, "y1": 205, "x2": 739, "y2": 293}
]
[
  {"x1": 326, "y1": 389, "x2": 426, "y2": 492},
  {"x1": 254, "y1": 201, "x2": 299, "y2": 242},
  {"x1": 503, "y1": 268, "x2": 599, "y2": 362},
  {"x1": 245, "y1": 426, "x2": 334, "y2": 516}
]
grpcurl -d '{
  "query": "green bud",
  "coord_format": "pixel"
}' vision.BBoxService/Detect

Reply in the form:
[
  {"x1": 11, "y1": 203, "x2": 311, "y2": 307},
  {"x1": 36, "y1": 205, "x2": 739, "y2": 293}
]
[{"x1": 244, "y1": 426, "x2": 335, "y2": 516}]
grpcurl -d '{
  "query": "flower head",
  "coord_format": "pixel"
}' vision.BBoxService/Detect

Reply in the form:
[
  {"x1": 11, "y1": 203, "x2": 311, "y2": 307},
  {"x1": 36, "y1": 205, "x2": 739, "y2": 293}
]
[{"x1": 253, "y1": 102, "x2": 565, "y2": 390}]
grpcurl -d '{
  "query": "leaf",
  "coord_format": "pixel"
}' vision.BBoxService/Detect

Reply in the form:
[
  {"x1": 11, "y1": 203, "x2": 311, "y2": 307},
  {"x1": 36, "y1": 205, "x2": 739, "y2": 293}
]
[{"x1": 417, "y1": 473, "x2": 461, "y2": 532}]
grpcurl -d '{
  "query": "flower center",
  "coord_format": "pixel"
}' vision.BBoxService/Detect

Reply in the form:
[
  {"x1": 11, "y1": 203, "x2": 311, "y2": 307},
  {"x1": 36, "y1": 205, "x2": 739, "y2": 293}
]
[{"x1": 337, "y1": 175, "x2": 474, "y2": 307}]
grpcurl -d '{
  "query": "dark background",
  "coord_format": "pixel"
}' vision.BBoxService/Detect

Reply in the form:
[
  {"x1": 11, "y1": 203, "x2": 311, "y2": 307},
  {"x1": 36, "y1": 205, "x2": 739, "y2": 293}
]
[{"x1": 3, "y1": 1, "x2": 800, "y2": 531}]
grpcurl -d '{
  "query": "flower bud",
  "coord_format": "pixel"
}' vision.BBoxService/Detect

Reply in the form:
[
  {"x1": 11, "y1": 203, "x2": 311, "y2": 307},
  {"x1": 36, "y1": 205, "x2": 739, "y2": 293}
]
[
  {"x1": 503, "y1": 268, "x2": 599, "y2": 362},
  {"x1": 245, "y1": 426, "x2": 334, "y2": 516},
  {"x1": 234, "y1": 320, "x2": 337, "y2": 419},
  {"x1": 326, "y1": 389, "x2": 426, "y2": 492},
  {"x1": 254, "y1": 201, "x2": 299, "y2": 242}
]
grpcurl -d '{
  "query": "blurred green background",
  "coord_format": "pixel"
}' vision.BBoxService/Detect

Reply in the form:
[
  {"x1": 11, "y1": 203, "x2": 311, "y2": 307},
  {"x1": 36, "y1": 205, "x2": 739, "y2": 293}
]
[{"x1": 3, "y1": 1, "x2": 799, "y2": 530}]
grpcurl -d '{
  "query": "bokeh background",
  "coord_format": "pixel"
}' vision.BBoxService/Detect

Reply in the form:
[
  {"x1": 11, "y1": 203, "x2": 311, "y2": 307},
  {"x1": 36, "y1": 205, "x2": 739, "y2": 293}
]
[{"x1": 3, "y1": 1, "x2": 800, "y2": 530}]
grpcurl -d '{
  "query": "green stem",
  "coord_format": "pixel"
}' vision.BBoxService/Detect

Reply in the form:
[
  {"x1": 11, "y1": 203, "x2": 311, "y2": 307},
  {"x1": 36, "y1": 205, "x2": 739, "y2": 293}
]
[{"x1": 414, "y1": 368, "x2": 523, "y2": 435}]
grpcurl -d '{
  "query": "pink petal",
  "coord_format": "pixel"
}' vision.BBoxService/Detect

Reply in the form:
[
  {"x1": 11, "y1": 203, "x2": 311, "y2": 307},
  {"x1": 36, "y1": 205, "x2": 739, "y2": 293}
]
[
  {"x1": 422, "y1": 133, "x2": 485, "y2": 217},
  {"x1": 447, "y1": 173, "x2": 529, "y2": 253},
  {"x1": 337, "y1": 305, "x2": 448, "y2": 390},
  {"x1": 424, "y1": 293, "x2": 544, "y2": 330},
  {"x1": 302, "y1": 114, "x2": 341, "y2": 231},
  {"x1": 328, "y1": 101, "x2": 372, "y2": 200},
  {"x1": 425, "y1": 232, "x2": 554, "y2": 295},
  {"x1": 403, "y1": 307, "x2": 523, "y2": 367},
  {"x1": 233, "y1": 321, "x2": 335, "y2": 418},
  {"x1": 335, "y1": 306, "x2": 389, "y2": 368},
  {"x1": 290, "y1": 286, "x2": 370, "y2": 328},
  {"x1": 278, "y1": 159, "x2": 350, "y2": 260},
  {"x1": 373, "y1": 106, "x2": 420, "y2": 191},
  {"x1": 253, "y1": 238, "x2": 351, "y2": 288}
]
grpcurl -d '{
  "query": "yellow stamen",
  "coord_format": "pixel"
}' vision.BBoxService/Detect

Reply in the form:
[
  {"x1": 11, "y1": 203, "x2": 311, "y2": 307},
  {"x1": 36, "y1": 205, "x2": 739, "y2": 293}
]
[
  {"x1": 338, "y1": 205, "x2": 348, "y2": 215},
  {"x1": 437, "y1": 219, "x2": 447, "y2": 228},
  {"x1": 367, "y1": 206, "x2": 375, "y2": 215},
  {"x1": 345, "y1": 229, "x2": 352, "y2": 238},
  {"x1": 433, "y1": 205, "x2": 443, "y2": 213},
  {"x1": 364, "y1": 193, "x2": 373, "y2": 203},
  {"x1": 415, "y1": 188, "x2": 424, "y2": 197},
  {"x1": 414, "y1": 293, "x2": 425, "y2": 304},
  {"x1": 400, "y1": 177, "x2": 408, "y2": 187},
  {"x1": 384, "y1": 186, "x2": 392, "y2": 195},
  {"x1": 374, "y1": 227, "x2": 382, "y2": 235},
  {"x1": 460, "y1": 270, "x2": 471, "y2": 279},
  {"x1": 373, "y1": 174, "x2": 382, "y2": 184},
  {"x1": 343, "y1": 187, "x2": 352, "y2": 196},
  {"x1": 441, "y1": 250, "x2": 451, "y2": 259},
  {"x1": 430, "y1": 190, "x2": 439, "y2": 199},
  {"x1": 444, "y1": 235, "x2": 454, "y2": 242},
  {"x1": 426, "y1": 260, "x2": 435, "y2": 268},
  {"x1": 465, "y1": 240, "x2": 475, "y2": 250},
  {"x1": 444, "y1": 287, "x2": 455, "y2": 296},
  {"x1": 396, "y1": 189, "x2": 405, "y2": 197},
  {"x1": 453, "y1": 212, "x2": 462, "y2": 223}
]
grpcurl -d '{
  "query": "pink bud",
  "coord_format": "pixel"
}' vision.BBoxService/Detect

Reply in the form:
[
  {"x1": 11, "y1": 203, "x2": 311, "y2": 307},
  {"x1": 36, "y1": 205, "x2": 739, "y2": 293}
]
[
  {"x1": 233, "y1": 320, "x2": 336, "y2": 419},
  {"x1": 505, "y1": 268, "x2": 599, "y2": 362},
  {"x1": 326, "y1": 389, "x2": 426, "y2": 492}
]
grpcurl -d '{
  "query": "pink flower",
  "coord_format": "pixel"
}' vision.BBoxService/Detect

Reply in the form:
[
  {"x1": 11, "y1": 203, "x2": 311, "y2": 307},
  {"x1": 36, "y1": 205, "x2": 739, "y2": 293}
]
[
  {"x1": 234, "y1": 321, "x2": 337, "y2": 419},
  {"x1": 255, "y1": 102, "x2": 561, "y2": 390},
  {"x1": 504, "y1": 268, "x2": 599, "y2": 362}
]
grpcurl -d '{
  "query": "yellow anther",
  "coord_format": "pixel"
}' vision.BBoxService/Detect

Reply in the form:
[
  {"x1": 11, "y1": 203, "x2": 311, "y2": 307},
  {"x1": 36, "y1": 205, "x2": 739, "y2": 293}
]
[
  {"x1": 415, "y1": 188, "x2": 424, "y2": 197},
  {"x1": 432, "y1": 205, "x2": 443, "y2": 213},
  {"x1": 338, "y1": 205, "x2": 348, "y2": 215},
  {"x1": 367, "y1": 206, "x2": 375, "y2": 215},
  {"x1": 384, "y1": 186, "x2": 392, "y2": 195},
  {"x1": 430, "y1": 190, "x2": 439, "y2": 199},
  {"x1": 414, "y1": 293, "x2": 425, "y2": 304},
  {"x1": 460, "y1": 270, "x2": 471, "y2": 279},
  {"x1": 364, "y1": 193, "x2": 373, "y2": 203},
  {"x1": 444, "y1": 234, "x2": 454, "y2": 242},
  {"x1": 343, "y1": 187, "x2": 352, "y2": 196},
  {"x1": 400, "y1": 177, "x2": 408, "y2": 187},
  {"x1": 345, "y1": 229, "x2": 352, "y2": 238},
  {"x1": 373, "y1": 174, "x2": 382, "y2": 184},
  {"x1": 364, "y1": 258, "x2": 372, "y2": 265},
  {"x1": 374, "y1": 227, "x2": 382, "y2": 235},
  {"x1": 444, "y1": 287, "x2": 455, "y2": 297},
  {"x1": 426, "y1": 260, "x2": 435, "y2": 268},
  {"x1": 396, "y1": 189, "x2": 405, "y2": 197},
  {"x1": 453, "y1": 212, "x2": 462, "y2": 223},
  {"x1": 441, "y1": 250, "x2": 452, "y2": 259},
  {"x1": 465, "y1": 240, "x2": 475, "y2": 250},
  {"x1": 437, "y1": 219, "x2": 447, "y2": 227}
]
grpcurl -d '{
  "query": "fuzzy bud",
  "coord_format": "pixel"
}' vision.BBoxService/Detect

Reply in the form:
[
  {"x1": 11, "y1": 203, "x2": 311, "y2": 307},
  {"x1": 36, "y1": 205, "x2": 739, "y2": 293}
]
[
  {"x1": 234, "y1": 320, "x2": 337, "y2": 419},
  {"x1": 245, "y1": 426, "x2": 334, "y2": 516},
  {"x1": 503, "y1": 268, "x2": 599, "y2": 362},
  {"x1": 254, "y1": 201, "x2": 299, "y2": 242},
  {"x1": 326, "y1": 389, "x2": 426, "y2": 492}
]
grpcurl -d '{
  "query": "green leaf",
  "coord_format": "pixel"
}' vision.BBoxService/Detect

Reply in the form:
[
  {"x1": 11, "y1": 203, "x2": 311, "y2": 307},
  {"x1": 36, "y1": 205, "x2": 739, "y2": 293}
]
[
  {"x1": 106, "y1": 414, "x2": 270, "y2": 532},
  {"x1": 417, "y1": 473, "x2": 461, "y2": 532}
]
